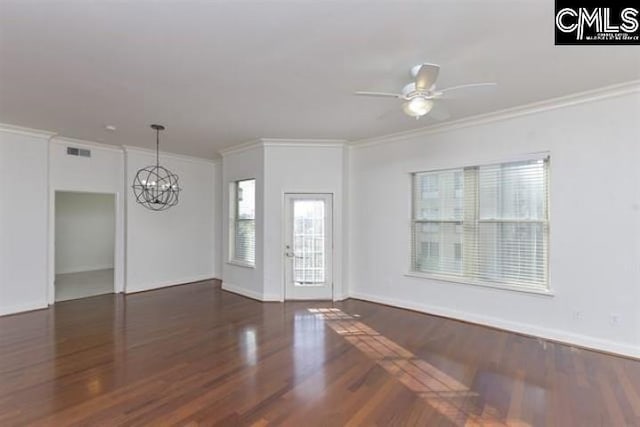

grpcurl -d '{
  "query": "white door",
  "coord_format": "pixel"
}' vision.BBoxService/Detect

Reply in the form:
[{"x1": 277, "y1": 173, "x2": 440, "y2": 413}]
[{"x1": 284, "y1": 194, "x2": 333, "y2": 300}]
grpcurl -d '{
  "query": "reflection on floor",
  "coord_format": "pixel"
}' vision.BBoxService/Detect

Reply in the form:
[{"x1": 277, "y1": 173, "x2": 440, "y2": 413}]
[
  {"x1": 55, "y1": 268, "x2": 114, "y2": 302},
  {"x1": 311, "y1": 308, "x2": 512, "y2": 426},
  {"x1": 3, "y1": 281, "x2": 639, "y2": 425}
]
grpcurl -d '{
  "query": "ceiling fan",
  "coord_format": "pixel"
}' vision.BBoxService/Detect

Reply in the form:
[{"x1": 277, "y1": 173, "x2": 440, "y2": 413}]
[{"x1": 355, "y1": 63, "x2": 496, "y2": 120}]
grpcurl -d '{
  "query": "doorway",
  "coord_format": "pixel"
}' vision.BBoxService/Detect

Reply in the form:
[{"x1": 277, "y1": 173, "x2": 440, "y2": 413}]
[
  {"x1": 54, "y1": 191, "x2": 116, "y2": 302},
  {"x1": 284, "y1": 193, "x2": 333, "y2": 300}
]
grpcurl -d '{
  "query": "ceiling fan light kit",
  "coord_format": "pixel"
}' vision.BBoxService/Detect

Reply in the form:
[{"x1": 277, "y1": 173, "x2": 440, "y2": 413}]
[
  {"x1": 403, "y1": 97, "x2": 434, "y2": 118},
  {"x1": 355, "y1": 63, "x2": 496, "y2": 120}
]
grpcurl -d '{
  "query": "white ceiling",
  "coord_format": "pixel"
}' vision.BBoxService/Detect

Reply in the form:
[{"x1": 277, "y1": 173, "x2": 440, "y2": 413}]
[{"x1": 0, "y1": 1, "x2": 638, "y2": 158}]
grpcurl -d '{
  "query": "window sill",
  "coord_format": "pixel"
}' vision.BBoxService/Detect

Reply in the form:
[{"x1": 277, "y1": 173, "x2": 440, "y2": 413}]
[
  {"x1": 227, "y1": 260, "x2": 256, "y2": 269},
  {"x1": 404, "y1": 272, "x2": 554, "y2": 297}
]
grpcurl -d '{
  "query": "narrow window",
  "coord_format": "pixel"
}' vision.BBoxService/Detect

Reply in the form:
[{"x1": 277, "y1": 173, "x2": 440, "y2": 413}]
[{"x1": 229, "y1": 179, "x2": 256, "y2": 266}]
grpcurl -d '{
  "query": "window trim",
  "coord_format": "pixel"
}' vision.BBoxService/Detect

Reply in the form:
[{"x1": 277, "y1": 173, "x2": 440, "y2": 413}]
[
  {"x1": 403, "y1": 271, "x2": 555, "y2": 296},
  {"x1": 228, "y1": 178, "x2": 256, "y2": 268},
  {"x1": 409, "y1": 155, "x2": 551, "y2": 295}
]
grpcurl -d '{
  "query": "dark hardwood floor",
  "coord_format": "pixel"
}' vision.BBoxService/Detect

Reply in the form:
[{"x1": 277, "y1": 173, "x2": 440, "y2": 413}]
[{"x1": 1, "y1": 280, "x2": 639, "y2": 426}]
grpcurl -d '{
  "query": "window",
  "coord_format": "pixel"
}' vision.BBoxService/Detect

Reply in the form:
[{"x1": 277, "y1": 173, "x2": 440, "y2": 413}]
[
  {"x1": 229, "y1": 179, "x2": 256, "y2": 266},
  {"x1": 411, "y1": 157, "x2": 549, "y2": 292}
]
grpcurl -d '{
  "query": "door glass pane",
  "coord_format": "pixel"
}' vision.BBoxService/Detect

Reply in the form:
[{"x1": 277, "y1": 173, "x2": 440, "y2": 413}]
[{"x1": 293, "y1": 200, "x2": 325, "y2": 286}]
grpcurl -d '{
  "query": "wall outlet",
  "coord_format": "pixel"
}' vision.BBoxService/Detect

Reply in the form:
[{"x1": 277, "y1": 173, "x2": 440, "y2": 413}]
[
  {"x1": 609, "y1": 314, "x2": 620, "y2": 326},
  {"x1": 572, "y1": 310, "x2": 582, "y2": 320}
]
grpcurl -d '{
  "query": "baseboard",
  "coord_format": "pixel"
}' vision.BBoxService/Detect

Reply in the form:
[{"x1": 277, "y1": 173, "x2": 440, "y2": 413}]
[
  {"x1": 126, "y1": 274, "x2": 215, "y2": 294},
  {"x1": 222, "y1": 282, "x2": 268, "y2": 301},
  {"x1": 263, "y1": 293, "x2": 283, "y2": 302},
  {"x1": 56, "y1": 265, "x2": 114, "y2": 275},
  {"x1": 348, "y1": 290, "x2": 640, "y2": 359},
  {"x1": 333, "y1": 292, "x2": 350, "y2": 302},
  {"x1": 0, "y1": 300, "x2": 48, "y2": 317}
]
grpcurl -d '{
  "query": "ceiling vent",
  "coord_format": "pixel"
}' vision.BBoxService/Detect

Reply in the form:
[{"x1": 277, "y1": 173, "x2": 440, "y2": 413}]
[{"x1": 66, "y1": 147, "x2": 91, "y2": 157}]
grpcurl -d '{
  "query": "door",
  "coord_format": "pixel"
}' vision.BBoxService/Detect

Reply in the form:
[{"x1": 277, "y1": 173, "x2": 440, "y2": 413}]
[{"x1": 284, "y1": 194, "x2": 333, "y2": 300}]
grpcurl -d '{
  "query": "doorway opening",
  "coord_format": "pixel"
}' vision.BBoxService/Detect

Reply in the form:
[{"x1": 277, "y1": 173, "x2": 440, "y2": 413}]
[
  {"x1": 284, "y1": 193, "x2": 333, "y2": 300},
  {"x1": 54, "y1": 191, "x2": 116, "y2": 302}
]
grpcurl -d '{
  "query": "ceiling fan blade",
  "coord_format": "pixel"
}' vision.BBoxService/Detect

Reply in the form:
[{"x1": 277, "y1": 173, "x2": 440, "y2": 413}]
[
  {"x1": 414, "y1": 63, "x2": 440, "y2": 91},
  {"x1": 439, "y1": 83, "x2": 497, "y2": 99},
  {"x1": 354, "y1": 91, "x2": 403, "y2": 98},
  {"x1": 428, "y1": 101, "x2": 451, "y2": 121}
]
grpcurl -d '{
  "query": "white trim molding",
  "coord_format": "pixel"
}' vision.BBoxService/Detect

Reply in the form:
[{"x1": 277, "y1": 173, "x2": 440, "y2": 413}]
[
  {"x1": 222, "y1": 281, "x2": 265, "y2": 301},
  {"x1": 351, "y1": 80, "x2": 640, "y2": 149},
  {"x1": 126, "y1": 275, "x2": 215, "y2": 294},
  {"x1": 0, "y1": 300, "x2": 49, "y2": 317},
  {"x1": 122, "y1": 145, "x2": 217, "y2": 165},
  {"x1": 261, "y1": 138, "x2": 346, "y2": 148},
  {"x1": 0, "y1": 123, "x2": 57, "y2": 139},
  {"x1": 348, "y1": 291, "x2": 640, "y2": 359},
  {"x1": 219, "y1": 139, "x2": 262, "y2": 157},
  {"x1": 219, "y1": 138, "x2": 346, "y2": 157},
  {"x1": 51, "y1": 136, "x2": 125, "y2": 153}
]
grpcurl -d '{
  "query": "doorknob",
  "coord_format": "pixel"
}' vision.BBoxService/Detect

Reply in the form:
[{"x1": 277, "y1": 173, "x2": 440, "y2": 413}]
[
  {"x1": 285, "y1": 245, "x2": 303, "y2": 259},
  {"x1": 285, "y1": 251, "x2": 303, "y2": 259}
]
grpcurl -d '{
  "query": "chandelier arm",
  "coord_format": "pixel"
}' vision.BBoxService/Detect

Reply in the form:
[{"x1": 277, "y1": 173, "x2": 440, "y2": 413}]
[{"x1": 132, "y1": 124, "x2": 180, "y2": 211}]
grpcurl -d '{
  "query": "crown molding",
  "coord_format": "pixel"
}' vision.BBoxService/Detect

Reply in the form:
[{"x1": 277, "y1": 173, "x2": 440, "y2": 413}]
[
  {"x1": 261, "y1": 138, "x2": 346, "y2": 148},
  {"x1": 218, "y1": 139, "x2": 262, "y2": 157},
  {"x1": 219, "y1": 138, "x2": 346, "y2": 157},
  {"x1": 122, "y1": 145, "x2": 216, "y2": 165},
  {"x1": 51, "y1": 136, "x2": 124, "y2": 154},
  {"x1": 0, "y1": 123, "x2": 57, "y2": 139},
  {"x1": 351, "y1": 80, "x2": 640, "y2": 149}
]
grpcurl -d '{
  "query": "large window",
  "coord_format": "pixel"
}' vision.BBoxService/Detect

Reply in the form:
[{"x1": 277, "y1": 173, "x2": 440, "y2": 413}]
[
  {"x1": 229, "y1": 179, "x2": 256, "y2": 266},
  {"x1": 412, "y1": 156, "x2": 549, "y2": 292}
]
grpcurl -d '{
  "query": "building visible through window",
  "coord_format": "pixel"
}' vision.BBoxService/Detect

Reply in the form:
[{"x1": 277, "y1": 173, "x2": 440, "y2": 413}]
[{"x1": 411, "y1": 157, "x2": 549, "y2": 291}]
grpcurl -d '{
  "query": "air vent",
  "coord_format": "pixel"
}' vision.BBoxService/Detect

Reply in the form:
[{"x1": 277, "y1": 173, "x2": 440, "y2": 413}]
[{"x1": 66, "y1": 147, "x2": 91, "y2": 157}]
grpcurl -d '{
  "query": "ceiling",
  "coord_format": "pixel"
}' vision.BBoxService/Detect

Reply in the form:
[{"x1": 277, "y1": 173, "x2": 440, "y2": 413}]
[{"x1": 0, "y1": 1, "x2": 638, "y2": 159}]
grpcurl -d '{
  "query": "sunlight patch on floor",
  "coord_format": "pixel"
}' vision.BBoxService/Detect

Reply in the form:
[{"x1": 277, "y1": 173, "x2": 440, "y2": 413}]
[{"x1": 308, "y1": 308, "x2": 530, "y2": 427}]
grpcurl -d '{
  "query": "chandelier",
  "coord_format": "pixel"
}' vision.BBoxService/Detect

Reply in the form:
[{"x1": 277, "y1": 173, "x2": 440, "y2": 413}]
[{"x1": 131, "y1": 124, "x2": 181, "y2": 211}]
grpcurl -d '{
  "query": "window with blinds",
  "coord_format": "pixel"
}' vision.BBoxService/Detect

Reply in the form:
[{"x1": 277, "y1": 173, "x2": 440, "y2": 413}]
[
  {"x1": 229, "y1": 178, "x2": 256, "y2": 266},
  {"x1": 412, "y1": 156, "x2": 549, "y2": 292}
]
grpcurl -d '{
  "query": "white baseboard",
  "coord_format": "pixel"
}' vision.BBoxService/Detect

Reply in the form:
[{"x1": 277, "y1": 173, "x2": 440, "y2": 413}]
[
  {"x1": 222, "y1": 281, "x2": 266, "y2": 301},
  {"x1": 56, "y1": 264, "x2": 114, "y2": 275},
  {"x1": 333, "y1": 292, "x2": 350, "y2": 301},
  {"x1": 126, "y1": 274, "x2": 215, "y2": 294},
  {"x1": 0, "y1": 300, "x2": 48, "y2": 317},
  {"x1": 348, "y1": 290, "x2": 640, "y2": 359},
  {"x1": 263, "y1": 293, "x2": 283, "y2": 302}
]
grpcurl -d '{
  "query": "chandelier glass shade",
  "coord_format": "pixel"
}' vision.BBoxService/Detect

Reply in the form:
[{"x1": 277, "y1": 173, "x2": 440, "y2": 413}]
[{"x1": 132, "y1": 124, "x2": 181, "y2": 211}]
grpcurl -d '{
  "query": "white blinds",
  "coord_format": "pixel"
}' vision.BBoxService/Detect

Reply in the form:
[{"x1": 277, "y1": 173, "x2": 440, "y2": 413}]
[
  {"x1": 230, "y1": 179, "x2": 256, "y2": 265},
  {"x1": 412, "y1": 157, "x2": 549, "y2": 291}
]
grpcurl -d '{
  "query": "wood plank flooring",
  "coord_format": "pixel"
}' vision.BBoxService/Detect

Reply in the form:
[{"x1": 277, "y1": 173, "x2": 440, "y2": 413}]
[{"x1": 1, "y1": 280, "x2": 639, "y2": 426}]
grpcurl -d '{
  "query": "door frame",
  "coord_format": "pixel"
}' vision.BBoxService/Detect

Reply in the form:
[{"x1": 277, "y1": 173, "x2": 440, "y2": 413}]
[
  {"x1": 48, "y1": 190, "x2": 122, "y2": 304},
  {"x1": 282, "y1": 192, "x2": 334, "y2": 301}
]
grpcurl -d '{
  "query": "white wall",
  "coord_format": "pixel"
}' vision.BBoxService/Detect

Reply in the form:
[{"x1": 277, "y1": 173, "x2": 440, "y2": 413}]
[
  {"x1": 1, "y1": 125, "x2": 221, "y2": 315},
  {"x1": 49, "y1": 138, "x2": 125, "y2": 300},
  {"x1": 0, "y1": 128, "x2": 50, "y2": 315},
  {"x1": 55, "y1": 192, "x2": 115, "y2": 274},
  {"x1": 220, "y1": 141, "x2": 348, "y2": 302},
  {"x1": 349, "y1": 89, "x2": 640, "y2": 357},
  {"x1": 221, "y1": 144, "x2": 265, "y2": 299},
  {"x1": 263, "y1": 142, "x2": 347, "y2": 300},
  {"x1": 212, "y1": 161, "x2": 223, "y2": 278},
  {"x1": 125, "y1": 147, "x2": 217, "y2": 293}
]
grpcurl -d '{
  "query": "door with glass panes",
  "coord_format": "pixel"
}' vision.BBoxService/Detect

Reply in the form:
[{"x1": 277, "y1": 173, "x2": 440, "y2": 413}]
[{"x1": 284, "y1": 194, "x2": 333, "y2": 300}]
